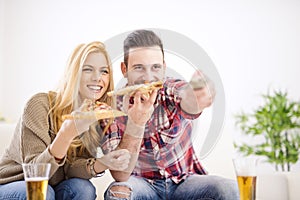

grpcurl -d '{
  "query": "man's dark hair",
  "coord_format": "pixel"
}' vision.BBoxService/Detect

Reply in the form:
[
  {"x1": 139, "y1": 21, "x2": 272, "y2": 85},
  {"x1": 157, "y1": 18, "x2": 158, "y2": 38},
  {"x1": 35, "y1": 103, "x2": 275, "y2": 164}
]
[{"x1": 123, "y1": 29, "x2": 164, "y2": 67}]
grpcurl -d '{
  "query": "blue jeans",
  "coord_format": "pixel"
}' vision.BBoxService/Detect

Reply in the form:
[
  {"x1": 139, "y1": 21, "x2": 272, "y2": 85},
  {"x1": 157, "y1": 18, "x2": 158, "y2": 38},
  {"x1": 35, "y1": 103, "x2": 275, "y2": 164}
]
[
  {"x1": 0, "y1": 178, "x2": 96, "y2": 200},
  {"x1": 104, "y1": 175, "x2": 239, "y2": 200}
]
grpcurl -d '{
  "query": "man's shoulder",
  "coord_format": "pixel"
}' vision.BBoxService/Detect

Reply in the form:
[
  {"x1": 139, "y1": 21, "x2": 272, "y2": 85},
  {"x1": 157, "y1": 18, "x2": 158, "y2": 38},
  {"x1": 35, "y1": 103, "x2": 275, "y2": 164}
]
[{"x1": 164, "y1": 77, "x2": 187, "y2": 86}]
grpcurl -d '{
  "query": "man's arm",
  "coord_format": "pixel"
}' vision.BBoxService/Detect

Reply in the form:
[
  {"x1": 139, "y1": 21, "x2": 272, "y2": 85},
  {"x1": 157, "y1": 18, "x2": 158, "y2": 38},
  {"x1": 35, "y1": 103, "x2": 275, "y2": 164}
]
[
  {"x1": 109, "y1": 121, "x2": 144, "y2": 181},
  {"x1": 110, "y1": 90, "x2": 157, "y2": 182}
]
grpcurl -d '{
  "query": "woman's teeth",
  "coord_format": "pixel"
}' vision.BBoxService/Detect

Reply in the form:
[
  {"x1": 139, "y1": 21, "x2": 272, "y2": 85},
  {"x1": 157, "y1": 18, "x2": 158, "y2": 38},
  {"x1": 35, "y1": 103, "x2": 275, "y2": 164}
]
[{"x1": 88, "y1": 85, "x2": 102, "y2": 91}]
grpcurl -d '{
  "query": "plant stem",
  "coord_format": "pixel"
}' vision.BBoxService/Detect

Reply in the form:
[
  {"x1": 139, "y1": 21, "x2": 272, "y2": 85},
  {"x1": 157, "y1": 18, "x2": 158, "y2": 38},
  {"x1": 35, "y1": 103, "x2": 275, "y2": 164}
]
[{"x1": 284, "y1": 131, "x2": 290, "y2": 172}]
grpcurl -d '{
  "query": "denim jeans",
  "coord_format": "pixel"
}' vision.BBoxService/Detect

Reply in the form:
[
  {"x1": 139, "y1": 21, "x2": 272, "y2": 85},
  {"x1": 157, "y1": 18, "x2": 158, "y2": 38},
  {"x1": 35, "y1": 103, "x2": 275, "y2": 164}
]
[
  {"x1": 0, "y1": 178, "x2": 96, "y2": 200},
  {"x1": 104, "y1": 175, "x2": 239, "y2": 200}
]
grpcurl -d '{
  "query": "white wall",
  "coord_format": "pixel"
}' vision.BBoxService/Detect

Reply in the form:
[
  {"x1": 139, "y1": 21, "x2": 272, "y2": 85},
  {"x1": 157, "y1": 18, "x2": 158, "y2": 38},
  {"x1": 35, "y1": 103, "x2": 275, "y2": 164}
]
[
  {"x1": 0, "y1": 0, "x2": 4, "y2": 116},
  {"x1": 1, "y1": 0, "x2": 300, "y2": 172}
]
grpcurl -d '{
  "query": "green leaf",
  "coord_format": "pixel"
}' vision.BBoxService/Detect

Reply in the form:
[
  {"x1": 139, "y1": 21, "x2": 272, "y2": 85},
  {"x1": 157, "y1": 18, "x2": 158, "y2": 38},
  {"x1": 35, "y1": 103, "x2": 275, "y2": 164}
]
[{"x1": 234, "y1": 89, "x2": 300, "y2": 171}]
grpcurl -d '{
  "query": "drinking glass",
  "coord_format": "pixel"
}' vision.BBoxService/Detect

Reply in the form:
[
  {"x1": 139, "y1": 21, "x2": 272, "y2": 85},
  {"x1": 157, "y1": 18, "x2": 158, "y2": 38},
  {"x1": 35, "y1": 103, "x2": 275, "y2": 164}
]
[
  {"x1": 22, "y1": 163, "x2": 51, "y2": 200},
  {"x1": 233, "y1": 157, "x2": 257, "y2": 200}
]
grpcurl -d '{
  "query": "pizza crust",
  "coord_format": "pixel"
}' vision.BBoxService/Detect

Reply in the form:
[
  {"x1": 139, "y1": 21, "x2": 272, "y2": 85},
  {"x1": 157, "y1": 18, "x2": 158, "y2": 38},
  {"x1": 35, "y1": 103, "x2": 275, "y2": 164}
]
[
  {"x1": 62, "y1": 101, "x2": 126, "y2": 121},
  {"x1": 62, "y1": 109, "x2": 127, "y2": 120},
  {"x1": 107, "y1": 81, "x2": 163, "y2": 97}
]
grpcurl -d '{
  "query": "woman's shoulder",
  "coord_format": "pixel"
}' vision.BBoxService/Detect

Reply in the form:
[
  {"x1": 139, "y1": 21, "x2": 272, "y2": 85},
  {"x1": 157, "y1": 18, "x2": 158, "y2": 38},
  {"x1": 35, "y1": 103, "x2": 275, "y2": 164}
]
[
  {"x1": 25, "y1": 92, "x2": 54, "y2": 106},
  {"x1": 28, "y1": 92, "x2": 49, "y2": 101},
  {"x1": 21, "y1": 92, "x2": 54, "y2": 135},
  {"x1": 23, "y1": 92, "x2": 53, "y2": 115}
]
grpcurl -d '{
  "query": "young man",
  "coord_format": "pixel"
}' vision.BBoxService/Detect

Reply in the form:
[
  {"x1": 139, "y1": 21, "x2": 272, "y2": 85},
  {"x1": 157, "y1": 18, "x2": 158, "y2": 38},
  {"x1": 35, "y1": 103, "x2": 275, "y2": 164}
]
[{"x1": 103, "y1": 29, "x2": 239, "y2": 200}]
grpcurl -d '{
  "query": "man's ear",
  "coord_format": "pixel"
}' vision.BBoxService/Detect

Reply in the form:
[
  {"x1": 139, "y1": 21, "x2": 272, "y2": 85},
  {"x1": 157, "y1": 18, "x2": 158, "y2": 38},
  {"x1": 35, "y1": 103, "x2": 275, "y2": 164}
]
[
  {"x1": 163, "y1": 61, "x2": 167, "y2": 77},
  {"x1": 121, "y1": 62, "x2": 128, "y2": 78}
]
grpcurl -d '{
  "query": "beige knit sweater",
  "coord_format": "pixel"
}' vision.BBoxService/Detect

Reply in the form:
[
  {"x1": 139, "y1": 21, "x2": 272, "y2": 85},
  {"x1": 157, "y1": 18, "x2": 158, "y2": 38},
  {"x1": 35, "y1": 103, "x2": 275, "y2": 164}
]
[{"x1": 0, "y1": 93, "x2": 95, "y2": 186}]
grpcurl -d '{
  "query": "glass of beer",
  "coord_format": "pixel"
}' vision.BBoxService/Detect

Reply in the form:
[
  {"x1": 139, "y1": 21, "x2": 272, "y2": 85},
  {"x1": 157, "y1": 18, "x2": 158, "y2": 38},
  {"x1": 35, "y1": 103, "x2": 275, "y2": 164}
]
[
  {"x1": 22, "y1": 163, "x2": 51, "y2": 200},
  {"x1": 233, "y1": 157, "x2": 257, "y2": 200}
]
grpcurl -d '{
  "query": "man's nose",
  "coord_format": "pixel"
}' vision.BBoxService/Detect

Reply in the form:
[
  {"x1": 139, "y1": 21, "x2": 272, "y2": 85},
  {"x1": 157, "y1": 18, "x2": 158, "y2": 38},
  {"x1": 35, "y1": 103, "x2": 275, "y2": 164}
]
[{"x1": 142, "y1": 69, "x2": 154, "y2": 82}]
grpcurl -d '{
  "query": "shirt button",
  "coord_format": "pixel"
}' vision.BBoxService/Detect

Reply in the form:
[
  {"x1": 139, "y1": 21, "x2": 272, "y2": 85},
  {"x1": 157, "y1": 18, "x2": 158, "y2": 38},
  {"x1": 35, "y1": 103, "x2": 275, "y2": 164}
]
[{"x1": 159, "y1": 169, "x2": 165, "y2": 175}]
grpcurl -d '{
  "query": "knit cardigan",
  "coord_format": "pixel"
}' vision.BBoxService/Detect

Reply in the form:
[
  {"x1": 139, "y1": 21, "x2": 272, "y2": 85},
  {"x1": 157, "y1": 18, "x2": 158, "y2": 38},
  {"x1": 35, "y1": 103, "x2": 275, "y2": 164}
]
[{"x1": 0, "y1": 92, "x2": 95, "y2": 186}]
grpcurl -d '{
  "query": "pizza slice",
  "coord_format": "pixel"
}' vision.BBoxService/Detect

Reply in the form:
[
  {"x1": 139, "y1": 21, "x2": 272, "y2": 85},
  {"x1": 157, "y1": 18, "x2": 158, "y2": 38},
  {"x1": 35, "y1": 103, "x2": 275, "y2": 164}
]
[
  {"x1": 188, "y1": 71, "x2": 210, "y2": 90},
  {"x1": 189, "y1": 77, "x2": 206, "y2": 90},
  {"x1": 107, "y1": 80, "x2": 163, "y2": 97},
  {"x1": 62, "y1": 101, "x2": 126, "y2": 120}
]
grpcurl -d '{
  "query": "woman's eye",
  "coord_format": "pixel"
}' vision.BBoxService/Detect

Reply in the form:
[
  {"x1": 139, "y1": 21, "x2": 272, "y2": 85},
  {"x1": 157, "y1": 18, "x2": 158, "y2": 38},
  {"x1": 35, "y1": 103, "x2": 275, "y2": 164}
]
[
  {"x1": 82, "y1": 67, "x2": 93, "y2": 72},
  {"x1": 100, "y1": 69, "x2": 109, "y2": 75}
]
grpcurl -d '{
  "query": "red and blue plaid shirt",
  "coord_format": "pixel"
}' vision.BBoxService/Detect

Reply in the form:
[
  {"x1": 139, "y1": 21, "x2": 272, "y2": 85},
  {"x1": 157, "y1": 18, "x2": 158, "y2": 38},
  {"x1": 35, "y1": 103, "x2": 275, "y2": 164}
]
[{"x1": 101, "y1": 78, "x2": 207, "y2": 183}]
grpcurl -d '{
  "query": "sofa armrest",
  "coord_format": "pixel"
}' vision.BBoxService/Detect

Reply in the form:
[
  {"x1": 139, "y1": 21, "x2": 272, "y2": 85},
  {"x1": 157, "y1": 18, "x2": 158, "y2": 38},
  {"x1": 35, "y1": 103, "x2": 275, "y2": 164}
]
[{"x1": 256, "y1": 173, "x2": 289, "y2": 200}]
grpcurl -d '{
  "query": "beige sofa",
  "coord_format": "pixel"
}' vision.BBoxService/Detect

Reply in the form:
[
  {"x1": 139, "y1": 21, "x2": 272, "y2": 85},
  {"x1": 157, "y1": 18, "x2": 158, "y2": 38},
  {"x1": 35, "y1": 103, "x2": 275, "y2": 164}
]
[{"x1": 1, "y1": 122, "x2": 298, "y2": 200}]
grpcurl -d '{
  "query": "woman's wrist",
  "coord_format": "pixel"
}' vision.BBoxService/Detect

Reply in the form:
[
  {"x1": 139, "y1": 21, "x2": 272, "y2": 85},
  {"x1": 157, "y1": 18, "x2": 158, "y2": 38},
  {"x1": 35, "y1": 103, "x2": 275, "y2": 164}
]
[
  {"x1": 58, "y1": 123, "x2": 77, "y2": 142},
  {"x1": 48, "y1": 147, "x2": 66, "y2": 163},
  {"x1": 88, "y1": 158, "x2": 106, "y2": 177}
]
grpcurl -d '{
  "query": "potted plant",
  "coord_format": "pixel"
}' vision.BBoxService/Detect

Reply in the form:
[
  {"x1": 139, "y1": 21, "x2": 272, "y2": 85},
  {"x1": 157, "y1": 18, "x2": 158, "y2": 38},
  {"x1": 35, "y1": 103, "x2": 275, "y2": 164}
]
[{"x1": 234, "y1": 90, "x2": 300, "y2": 172}]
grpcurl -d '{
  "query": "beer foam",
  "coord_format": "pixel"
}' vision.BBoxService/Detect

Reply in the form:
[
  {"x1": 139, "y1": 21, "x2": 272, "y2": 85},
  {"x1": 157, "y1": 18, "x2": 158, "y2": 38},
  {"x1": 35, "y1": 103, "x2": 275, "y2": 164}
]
[
  {"x1": 239, "y1": 173, "x2": 256, "y2": 176},
  {"x1": 26, "y1": 177, "x2": 48, "y2": 182},
  {"x1": 237, "y1": 169, "x2": 256, "y2": 176}
]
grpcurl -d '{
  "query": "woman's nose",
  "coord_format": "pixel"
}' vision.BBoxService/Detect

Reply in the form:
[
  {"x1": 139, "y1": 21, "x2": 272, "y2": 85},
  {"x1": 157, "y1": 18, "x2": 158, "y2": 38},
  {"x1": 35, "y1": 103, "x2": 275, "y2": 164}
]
[{"x1": 93, "y1": 71, "x2": 102, "y2": 82}]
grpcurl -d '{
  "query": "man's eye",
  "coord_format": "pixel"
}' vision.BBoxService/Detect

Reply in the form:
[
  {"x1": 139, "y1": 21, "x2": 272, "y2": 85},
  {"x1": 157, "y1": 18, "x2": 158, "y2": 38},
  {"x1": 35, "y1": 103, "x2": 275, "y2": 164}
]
[
  {"x1": 153, "y1": 64, "x2": 162, "y2": 70},
  {"x1": 133, "y1": 65, "x2": 143, "y2": 70}
]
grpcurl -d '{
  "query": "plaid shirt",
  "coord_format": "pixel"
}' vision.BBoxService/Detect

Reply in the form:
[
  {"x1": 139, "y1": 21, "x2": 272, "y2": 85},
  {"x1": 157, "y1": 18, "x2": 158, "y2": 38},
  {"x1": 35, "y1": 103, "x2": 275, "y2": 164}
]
[{"x1": 100, "y1": 78, "x2": 207, "y2": 183}]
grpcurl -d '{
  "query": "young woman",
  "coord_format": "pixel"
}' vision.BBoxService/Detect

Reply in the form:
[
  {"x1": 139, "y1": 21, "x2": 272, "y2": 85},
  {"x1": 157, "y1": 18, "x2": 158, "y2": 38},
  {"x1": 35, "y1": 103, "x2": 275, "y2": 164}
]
[{"x1": 0, "y1": 41, "x2": 131, "y2": 199}]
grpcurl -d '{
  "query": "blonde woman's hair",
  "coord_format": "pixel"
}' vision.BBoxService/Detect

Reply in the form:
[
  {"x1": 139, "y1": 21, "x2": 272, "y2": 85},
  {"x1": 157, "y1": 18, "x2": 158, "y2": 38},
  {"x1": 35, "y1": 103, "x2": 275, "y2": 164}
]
[{"x1": 48, "y1": 41, "x2": 114, "y2": 160}]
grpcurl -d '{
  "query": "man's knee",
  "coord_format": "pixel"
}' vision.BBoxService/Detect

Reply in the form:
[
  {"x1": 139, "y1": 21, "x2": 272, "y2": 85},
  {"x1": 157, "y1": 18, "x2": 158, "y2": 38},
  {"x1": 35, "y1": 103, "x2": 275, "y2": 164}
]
[{"x1": 109, "y1": 185, "x2": 132, "y2": 199}]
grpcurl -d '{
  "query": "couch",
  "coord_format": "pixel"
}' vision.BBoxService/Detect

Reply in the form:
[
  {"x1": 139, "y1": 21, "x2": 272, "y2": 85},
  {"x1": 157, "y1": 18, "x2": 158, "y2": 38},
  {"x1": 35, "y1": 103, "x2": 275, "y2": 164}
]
[{"x1": 0, "y1": 122, "x2": 298, "y2": 200}]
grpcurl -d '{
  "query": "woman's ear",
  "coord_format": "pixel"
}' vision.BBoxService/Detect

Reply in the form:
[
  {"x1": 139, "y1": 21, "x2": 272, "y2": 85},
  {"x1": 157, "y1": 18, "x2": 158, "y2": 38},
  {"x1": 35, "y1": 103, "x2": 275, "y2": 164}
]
[{"x1": 121, "y1": 62, "x2": 128, "y2": 78}]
